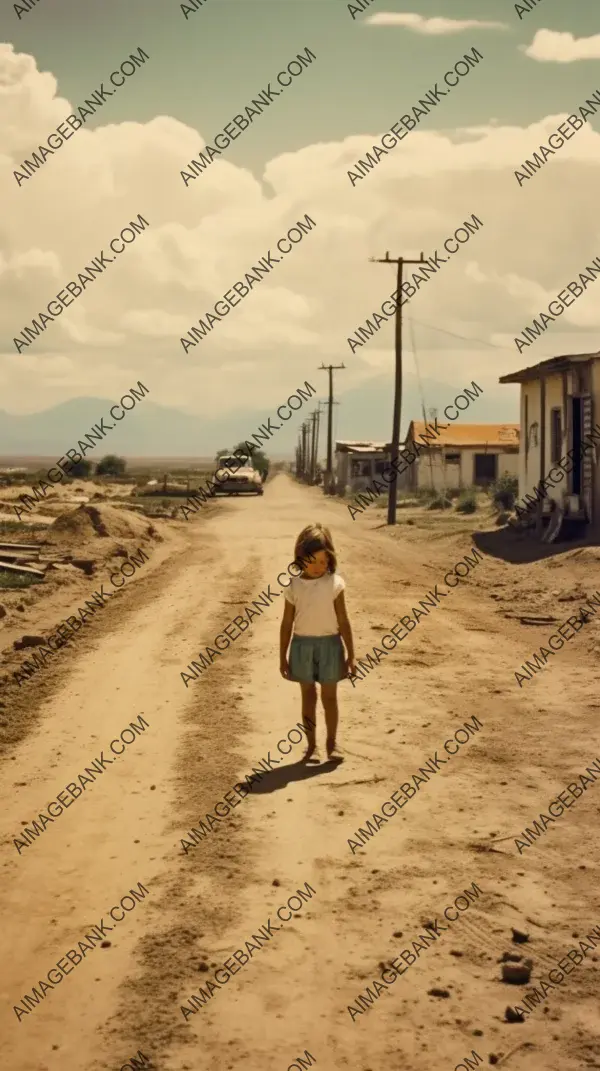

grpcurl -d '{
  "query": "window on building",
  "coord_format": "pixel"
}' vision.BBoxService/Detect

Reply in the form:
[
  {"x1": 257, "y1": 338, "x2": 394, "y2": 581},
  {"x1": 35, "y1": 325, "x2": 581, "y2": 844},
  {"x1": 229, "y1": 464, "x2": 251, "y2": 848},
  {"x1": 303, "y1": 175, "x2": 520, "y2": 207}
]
[
  {"x1": 351, "y1": 459, "x2": 371, "y2": 477},
  {"x1": 445, "y1": 452, "x2": 460, "y2": 463},
  {"x1": 550, "y1": 407, "x2": 562, "y2": 464},
  {"x1": 375, "y1": 460, "x2": 386, "y2": 474}
]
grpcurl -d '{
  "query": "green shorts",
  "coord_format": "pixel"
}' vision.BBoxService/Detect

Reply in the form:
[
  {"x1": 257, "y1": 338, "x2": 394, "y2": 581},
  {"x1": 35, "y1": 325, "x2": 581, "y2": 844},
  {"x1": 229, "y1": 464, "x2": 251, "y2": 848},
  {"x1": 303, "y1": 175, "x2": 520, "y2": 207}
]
[{"x1": 289, "y1": 634, "x2": 345, "y2": 683}]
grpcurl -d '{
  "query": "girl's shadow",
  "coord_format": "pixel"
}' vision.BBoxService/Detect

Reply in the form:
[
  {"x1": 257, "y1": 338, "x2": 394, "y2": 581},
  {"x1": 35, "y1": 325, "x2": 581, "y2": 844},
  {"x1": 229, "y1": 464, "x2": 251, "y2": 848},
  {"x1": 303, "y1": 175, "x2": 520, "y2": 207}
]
[{"x1": 247, "y1": 758, "x2": 342, "y2": 795}]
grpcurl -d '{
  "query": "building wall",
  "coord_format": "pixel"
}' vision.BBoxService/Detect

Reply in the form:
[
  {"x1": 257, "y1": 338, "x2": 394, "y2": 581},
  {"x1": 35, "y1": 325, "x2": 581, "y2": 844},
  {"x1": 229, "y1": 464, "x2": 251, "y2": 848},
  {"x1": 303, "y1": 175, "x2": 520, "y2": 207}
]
[
  {"x1": 545, "y1": 374, "x2": 566, "y2": 506},
  {"x1": 521, "y1": 379, "x2": 542, "y2": 503},
  {"x1": 414, "y1": 446, "x2": 518, "y2": 492},
  {"x1": 335, "y1": 451, "x2": 349, "y2": 490},
  {"x1": 521, "y1": 373, "x2": 572, "y2": 508},
  {"x1": 335, "y1": 451, "x2": 391, "y2": 494},
  {"x1": 519, "y1": 367, "x2": 600, "y2": 520}
]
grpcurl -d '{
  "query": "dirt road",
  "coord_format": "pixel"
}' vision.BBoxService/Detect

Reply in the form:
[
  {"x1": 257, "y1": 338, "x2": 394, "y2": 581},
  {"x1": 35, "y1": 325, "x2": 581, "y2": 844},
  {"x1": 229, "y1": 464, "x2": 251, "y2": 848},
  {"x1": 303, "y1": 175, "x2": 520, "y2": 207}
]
[{"x1": 2, "y1": 474, "x2": 600, "y2": 1071}]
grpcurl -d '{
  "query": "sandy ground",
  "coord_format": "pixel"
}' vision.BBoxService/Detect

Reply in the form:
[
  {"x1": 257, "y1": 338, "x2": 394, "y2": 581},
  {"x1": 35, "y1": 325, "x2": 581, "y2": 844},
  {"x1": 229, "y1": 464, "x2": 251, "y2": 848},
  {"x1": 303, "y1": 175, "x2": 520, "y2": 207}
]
[{"x1": 1, "y1": 473, "x2": 600, "y2": 1071}]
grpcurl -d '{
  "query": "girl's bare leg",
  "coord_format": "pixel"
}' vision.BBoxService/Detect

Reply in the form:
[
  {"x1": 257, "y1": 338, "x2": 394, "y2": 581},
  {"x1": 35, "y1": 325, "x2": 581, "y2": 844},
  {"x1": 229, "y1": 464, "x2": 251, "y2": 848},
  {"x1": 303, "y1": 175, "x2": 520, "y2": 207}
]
[
  {"x1": 300, "y1": 682, "x2": 318, "y2": 760},
  {"x1": 321, "y1": 682, "x2": 340, "y2": 757}
]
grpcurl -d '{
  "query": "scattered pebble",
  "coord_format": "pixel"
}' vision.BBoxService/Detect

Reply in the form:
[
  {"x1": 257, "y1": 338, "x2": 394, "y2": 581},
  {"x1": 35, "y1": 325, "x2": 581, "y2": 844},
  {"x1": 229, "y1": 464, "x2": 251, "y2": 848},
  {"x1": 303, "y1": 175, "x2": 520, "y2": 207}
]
[
  {"x1": 502, "y1": 959, "x2": 532, "y2": 985},
  {"x1": 512, "y1": 927, "x2": 529, "y2": 944},
  {"x1": 505, "y1": 1006, "x2": 525, "y2": 1023}
]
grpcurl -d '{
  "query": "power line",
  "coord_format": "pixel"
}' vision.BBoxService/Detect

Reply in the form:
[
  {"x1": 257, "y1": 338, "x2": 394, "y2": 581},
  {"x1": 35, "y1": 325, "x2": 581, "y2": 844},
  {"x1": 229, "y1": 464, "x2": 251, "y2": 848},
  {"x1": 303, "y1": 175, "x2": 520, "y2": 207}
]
[{"x1": 407, "y1": 316, "x2": 557, "y2": 359}]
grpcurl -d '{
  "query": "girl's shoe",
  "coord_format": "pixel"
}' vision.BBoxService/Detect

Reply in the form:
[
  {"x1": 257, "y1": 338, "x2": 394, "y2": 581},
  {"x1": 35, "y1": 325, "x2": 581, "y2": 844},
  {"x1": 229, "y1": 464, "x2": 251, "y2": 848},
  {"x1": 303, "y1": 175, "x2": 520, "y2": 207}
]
[
  {"x1": 326, "y1": 744, "x2": 344, "y2": 764},
  {"x1": 302, "y1": 744, "x2": 320, "y2": 764}
]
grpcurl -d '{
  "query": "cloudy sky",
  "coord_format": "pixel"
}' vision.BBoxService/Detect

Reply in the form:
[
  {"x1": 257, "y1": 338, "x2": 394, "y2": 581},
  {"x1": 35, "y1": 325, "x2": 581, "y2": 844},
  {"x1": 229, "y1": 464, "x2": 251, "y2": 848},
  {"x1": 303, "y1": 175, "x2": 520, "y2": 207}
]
[{"x1": 2, "y1": 0, "x2": 600, "y2": 449}]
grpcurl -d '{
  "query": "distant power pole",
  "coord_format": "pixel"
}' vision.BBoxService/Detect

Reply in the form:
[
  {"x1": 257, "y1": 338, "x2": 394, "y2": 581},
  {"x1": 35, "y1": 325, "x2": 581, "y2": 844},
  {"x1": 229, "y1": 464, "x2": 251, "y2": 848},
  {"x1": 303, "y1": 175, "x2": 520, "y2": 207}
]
[
  {"x1": 302, "y1": 420, "x2": 311, "y2": 482},
  {"x1": 309, "y1": 409, "x2": 320, "y2": 483},
  {"x1": 319, "y1": 363, "x2": 345, "y2": 494},
  {"x1": 314, "y1": 402, "x2": 325, "y2": 482},
  {"x1": 370, "y1": 251, "x2": 427, "y2": 525}
]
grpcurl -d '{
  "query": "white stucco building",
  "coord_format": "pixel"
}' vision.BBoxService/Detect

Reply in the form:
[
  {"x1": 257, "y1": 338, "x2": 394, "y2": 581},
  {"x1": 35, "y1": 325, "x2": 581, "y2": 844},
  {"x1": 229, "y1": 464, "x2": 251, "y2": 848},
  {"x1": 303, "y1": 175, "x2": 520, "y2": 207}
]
[
  {"x1": 500, "y1": 352, "x2": 600, "y2": 532},
  {"x1": 399, "y1": 422, "x2": 520, "y2": 493}
]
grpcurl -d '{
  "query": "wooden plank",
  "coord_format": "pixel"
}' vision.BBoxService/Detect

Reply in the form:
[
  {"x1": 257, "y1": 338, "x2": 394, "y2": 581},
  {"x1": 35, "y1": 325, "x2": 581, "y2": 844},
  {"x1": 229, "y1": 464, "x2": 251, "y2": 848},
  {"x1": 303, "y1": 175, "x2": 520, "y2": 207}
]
[
  {"x1": 0, "y1": 561, "x2": 46, "y2": 577},
  {"x1": 0, "y1": 550, "x2": 41, "y2": 561},
  {"x1": 0, "y1": 542, "x2": 41, "y2": 551},
  {"x1": 582, "y1": 393, "x2": 593, "y2": 523}
]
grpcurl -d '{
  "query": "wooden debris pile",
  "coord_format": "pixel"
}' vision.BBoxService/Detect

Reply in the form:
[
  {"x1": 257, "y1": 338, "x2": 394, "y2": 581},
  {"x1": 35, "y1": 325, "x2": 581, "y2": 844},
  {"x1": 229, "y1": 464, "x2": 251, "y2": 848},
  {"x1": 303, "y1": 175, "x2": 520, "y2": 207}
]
[{"x1": 0, "y1": 542, "x2": 95, "y2": 580}]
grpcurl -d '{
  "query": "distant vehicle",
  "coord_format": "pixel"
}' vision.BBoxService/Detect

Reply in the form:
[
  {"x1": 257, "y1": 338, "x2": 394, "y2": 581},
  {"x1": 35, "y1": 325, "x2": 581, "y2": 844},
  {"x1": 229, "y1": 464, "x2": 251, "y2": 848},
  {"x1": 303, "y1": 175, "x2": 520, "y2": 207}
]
[{"x1": 214, "y1": 456, "x2": 264, "y2": 496}]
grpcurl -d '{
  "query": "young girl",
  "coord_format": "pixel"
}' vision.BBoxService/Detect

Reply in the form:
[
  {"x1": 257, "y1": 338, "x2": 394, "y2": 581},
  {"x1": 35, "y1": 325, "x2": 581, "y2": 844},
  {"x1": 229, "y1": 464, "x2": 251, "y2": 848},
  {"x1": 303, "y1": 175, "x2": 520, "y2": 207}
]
[{"x1": 279, "y1": 524, "x2": 356, "y2": 763}]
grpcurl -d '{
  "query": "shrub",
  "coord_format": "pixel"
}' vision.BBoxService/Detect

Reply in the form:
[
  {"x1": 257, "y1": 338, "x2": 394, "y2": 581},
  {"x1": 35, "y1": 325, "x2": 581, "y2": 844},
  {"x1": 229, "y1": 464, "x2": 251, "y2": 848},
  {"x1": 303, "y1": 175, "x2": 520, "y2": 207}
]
[
  {"x1": 427, "y1": 492, "x2": 452, "y2": 510},
  {"x1": 456, "y1": 489, "x2": 478, "y2": 514},
  {"x1": 491, "y1": 472, "x2": 518, "y2": 511},
  {"x1": 0, "y1": 571, "x2": 42, "y2": 589},
  {"x1": 96, "y1": 455, "x2": 127, "y2": 477},
  {"x1": 69, "y1": 459, "x2": 92, "y2": 479}
]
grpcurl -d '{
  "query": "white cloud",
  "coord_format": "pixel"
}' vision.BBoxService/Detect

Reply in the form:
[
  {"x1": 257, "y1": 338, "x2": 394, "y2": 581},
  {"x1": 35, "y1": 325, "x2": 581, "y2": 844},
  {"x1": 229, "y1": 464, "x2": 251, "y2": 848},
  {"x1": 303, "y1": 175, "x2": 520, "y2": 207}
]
[
  {"x1": 364, "y1": 12, "x2": 508, "y2": 33},
  {"x1": 523, "y1": 29, "x2": 600, "y2": 63},
  {"x1": 2, "y1": 43, "x2": 600, "y2": 421}
]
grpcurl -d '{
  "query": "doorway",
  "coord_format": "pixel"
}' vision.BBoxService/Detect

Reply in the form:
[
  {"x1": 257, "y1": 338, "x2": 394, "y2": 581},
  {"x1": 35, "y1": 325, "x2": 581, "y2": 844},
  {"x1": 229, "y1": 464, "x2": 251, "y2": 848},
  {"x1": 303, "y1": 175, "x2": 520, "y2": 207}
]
[
  {"x1": 474, "y1": 453, "x2": 498, "y2": 485},
  {"x1": 571, "y1": 397, "x2": 582, "y2": 494}
]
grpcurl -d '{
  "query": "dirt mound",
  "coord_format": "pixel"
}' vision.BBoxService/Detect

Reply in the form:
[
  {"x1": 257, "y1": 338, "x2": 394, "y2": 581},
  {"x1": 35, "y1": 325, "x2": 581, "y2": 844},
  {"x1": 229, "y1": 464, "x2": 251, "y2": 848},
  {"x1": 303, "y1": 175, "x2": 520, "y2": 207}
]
[{"x1": 46, "y1": 504, "x2": 155, "y2": 547}]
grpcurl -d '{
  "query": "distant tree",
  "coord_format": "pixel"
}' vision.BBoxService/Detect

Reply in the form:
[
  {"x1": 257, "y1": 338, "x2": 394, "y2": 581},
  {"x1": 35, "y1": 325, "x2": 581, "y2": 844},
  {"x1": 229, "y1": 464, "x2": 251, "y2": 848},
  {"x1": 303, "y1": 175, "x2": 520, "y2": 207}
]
[
  {"x1": 232, "y1": 441, "x2": 269, "y2": 480},
  {"x1": 69, "y1": 459, "x2": 92, "y2": 479},
  {"x1": 96, "y1": 455, "x2": 127, "y2": 477},
  {"x1": 253, "y1": 451, "x2": 269, "y2": 480},
  {"x1": 214, "y1": 447, "x2": 232, "y2": 465}
]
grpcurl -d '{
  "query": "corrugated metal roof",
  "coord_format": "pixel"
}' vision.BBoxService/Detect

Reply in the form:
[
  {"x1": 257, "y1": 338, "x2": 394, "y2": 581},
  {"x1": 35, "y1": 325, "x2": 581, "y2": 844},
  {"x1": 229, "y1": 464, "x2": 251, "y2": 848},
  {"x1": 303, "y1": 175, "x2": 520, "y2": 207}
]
[
  {"x1": 407, "y1": 422, "x2": 520, "y2": 448},
  {"x1": 500, "y1": 352, "x2": 600, "y2": 384},
  {"x1": 335, "y1": 440, "x2": 391, "y2": 453}
]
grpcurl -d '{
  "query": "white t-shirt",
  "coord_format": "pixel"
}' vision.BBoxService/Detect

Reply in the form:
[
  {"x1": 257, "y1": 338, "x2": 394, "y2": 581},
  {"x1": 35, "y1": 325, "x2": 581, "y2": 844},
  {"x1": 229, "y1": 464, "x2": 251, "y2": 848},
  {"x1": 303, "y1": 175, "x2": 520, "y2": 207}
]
[{"x1": 284, "y1": 573, "x2": 346, "y2": 636}]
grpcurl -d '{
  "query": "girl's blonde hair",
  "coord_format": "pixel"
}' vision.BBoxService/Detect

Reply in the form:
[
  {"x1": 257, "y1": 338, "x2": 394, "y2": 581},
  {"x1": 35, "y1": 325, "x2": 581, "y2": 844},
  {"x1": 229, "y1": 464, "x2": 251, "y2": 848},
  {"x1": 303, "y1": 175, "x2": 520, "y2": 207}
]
[{"x1": 294, "y1": 523, "x2": 337, "y2": 573}]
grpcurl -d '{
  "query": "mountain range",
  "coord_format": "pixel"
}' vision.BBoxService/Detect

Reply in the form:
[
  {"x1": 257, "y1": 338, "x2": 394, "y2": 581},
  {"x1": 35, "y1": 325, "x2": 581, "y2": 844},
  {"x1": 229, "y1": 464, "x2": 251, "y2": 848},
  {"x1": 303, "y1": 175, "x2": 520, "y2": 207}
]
[{"x1": 0, "y1": 378, "x2": 517, "y2": 458}]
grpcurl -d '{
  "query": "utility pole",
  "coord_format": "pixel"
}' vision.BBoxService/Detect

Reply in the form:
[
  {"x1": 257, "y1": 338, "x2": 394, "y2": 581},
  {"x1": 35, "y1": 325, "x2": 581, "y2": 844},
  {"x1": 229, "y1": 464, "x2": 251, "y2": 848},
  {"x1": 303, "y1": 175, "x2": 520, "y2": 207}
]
[
  {"x1": 370, "y1": 251, "x2": 427, "y2": 525},
  {"x1": 314, "y1": 402, "x2": 325, "y2": 484},
  {"x1": 309, "y1": 404, "x2": 327, "y2": 483},
  {"x1": 302, "y1": 420, "x2": 311, "y2": 482},
  {"x1": 309, "y1": 409, "x2": 319, "y2": 484},
  {"x1": 427, "y1": 407, "x2": 437, "y2": 491},
  {"x1": 299, "y1": 425, "x2": 305, "y2": 480},
  {"x1": 319, "y1": 363, "x2": 345, "y2": 494}
]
